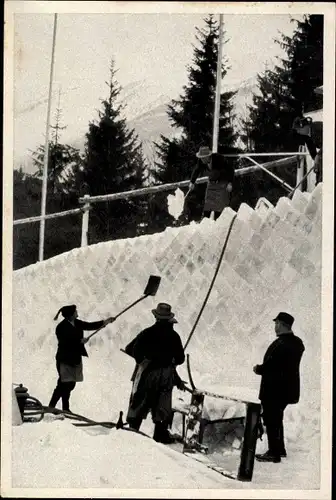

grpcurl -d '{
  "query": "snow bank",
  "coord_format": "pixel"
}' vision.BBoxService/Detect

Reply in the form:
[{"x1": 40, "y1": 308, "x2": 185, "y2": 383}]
[{"x1": 12, "y1": 418, "x2": 227, "y2": 489}]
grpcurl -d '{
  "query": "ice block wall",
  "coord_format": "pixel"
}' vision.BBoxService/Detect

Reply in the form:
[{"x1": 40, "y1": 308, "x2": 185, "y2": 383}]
[{"x1": 12, "y1": 184, "x2": 322, "y2": 436}]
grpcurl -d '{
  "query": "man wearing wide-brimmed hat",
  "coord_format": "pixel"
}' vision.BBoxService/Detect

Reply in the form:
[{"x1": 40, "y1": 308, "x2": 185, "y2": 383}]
[
  {"x1": 124, "y1": 303, "x2": 185, "y2": 444},
  {"x1": 188, "y1": 146, "x2": 235, "y2": 220},
  {"x1": 253, "y1": 312, "x2": 305, "y2": 463}
]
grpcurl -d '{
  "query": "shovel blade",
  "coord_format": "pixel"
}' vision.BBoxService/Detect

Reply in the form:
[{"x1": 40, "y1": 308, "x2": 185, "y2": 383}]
[{"x1": 143, "y1": 275, "x2": 161, "y2": 296}]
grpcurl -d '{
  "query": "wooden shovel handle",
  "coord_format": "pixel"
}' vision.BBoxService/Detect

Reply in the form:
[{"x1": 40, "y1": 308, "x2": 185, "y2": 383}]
[{"x1": 86, "y1": 295, "x2": 149, "y2": 342}]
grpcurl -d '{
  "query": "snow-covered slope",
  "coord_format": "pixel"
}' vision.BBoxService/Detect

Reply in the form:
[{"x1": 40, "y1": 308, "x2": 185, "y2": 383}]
[{"x1": 10, "y1": 184, "x2": 322, "y2": 491}]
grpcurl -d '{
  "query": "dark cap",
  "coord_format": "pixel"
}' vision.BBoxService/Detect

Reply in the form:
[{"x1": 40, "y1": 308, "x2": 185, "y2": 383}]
[
  {"x1": 54, "y1": 304, "x2": 77, "y2": 321},
  {"x1": 273, "y1": 312, "x2": 294, "y2": 327}
]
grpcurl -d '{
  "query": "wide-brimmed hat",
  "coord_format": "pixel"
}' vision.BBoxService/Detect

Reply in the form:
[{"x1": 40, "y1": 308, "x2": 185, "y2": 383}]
[
  {"x1": 152, "y1": 303, "x2": 177, "y2": 323},
  {"x1": 196, "y1": 146, "x2": 212, "y2": 159},
  {"x1": 273, "y1": 312, "x2": 294, "y2": 327}
]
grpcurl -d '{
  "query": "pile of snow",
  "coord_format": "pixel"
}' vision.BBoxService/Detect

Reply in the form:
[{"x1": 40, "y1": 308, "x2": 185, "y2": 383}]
[{"x1": 167, "y1": 188, "x2": 186, "y2": 220}]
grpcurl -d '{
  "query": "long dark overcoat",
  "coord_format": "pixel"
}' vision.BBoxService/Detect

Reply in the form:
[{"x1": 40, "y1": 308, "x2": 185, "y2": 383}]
[
  {"x1": 125, "y1": 321, "x2": 185, "y2": 424},
  {"x1": 55, "y1": 318, "x2": 104, "y2": 367},
  {"x1": 190, "y1": 153, "x2": 235, "y2": 212},
  {"x1": 255, "y1": 332, "x2": 305, "y2": 404}
]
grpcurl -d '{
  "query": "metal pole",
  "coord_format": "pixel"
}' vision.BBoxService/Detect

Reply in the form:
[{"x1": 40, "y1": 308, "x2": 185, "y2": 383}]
[
  {"x1": 245, "y1": 155, "x2": 294, "y2": 192},
  {"x1": 306, "y1": 154, "x2": 316, "y2": 192},
  {"x1": 288, "y1": 163, "x2": 317, "y2": 199},
  {"x1": 39, "y1": 13, "x2": 58, "y2": 262},
  {"x1": 296, "y1": 145, "x2": 305, "y2": 192},
  {"x1": 81, "y1": 195, "x2": 91, "y2": 247},
  {"x1": 212, "y1": 14, "x2": 223, "y2": 154}
]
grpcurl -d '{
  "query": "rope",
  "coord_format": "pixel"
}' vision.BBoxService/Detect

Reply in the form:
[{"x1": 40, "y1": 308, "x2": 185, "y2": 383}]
[
  {"x1": 186, "y1": 354, "x2": 196, "y2": 391},
  {"x1": 183, "y1": 213, "x2": 237, "y2": 352}
]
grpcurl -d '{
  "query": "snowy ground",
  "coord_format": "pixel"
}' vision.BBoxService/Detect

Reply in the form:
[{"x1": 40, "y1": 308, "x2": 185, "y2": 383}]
[
  {"x1": 9, "y1": 328, "x2": 321, "y2": 494},
  {"x1": 10, "y1": 372, "x2": 320, "y2": 492},
  {"x1": 11, "y1": 413, "x2": 320, "y2": 491},
  {"x1": 12, "y1": 417, "x2": 227, "y2": 489}
]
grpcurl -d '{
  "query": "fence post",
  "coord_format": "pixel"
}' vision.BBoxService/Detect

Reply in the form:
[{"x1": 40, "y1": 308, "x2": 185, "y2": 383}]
[
  {"x1": 306, "y1": 153, "x2": 317, "y2": 192},
  {"x1": 81, "y1": 194, "x2": 91, "y2": 247},
  {"x1": 296, "y1": 145, "x2": 305, "y2": 191},
  {"x1": 237, "y1": 402, "x2": 261, "y2": 482}
]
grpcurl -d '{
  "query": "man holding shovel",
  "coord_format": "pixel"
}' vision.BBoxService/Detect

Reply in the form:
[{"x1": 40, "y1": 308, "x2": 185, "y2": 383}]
[
  {"x1": 124, "y1": 303, "x2": 185, "y2": 444},
  {"x1": 188, "y1": 146, "x2": 235, "y2": 220},
  {"x1": 49, "y1": 305, "x2": 115, "y2": 413}
]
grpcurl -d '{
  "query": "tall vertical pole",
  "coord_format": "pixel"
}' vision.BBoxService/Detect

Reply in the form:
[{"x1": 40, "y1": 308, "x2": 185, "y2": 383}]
[
  {"x1": 81, "y1": 195, "x2": 91, "y2": 247},
  {"x1": 296, "y1": 145, "x2": 305, "y2": 192},
  {"x1": 39, "y1": 13, "x2": 58, "y2": 262},
  {"x1": 212, "y1": 14, "x2": 224, "y2": 154}
]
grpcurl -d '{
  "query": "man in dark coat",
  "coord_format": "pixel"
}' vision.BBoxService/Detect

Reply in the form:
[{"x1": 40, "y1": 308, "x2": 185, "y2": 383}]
[
  {"x1": 291, "y1": 116, "x2": 318, "y2": 160},
  {"x1": 188, "y1": 146, "x2": 235, "y2": 220},
  {"x1": 48, "y1": 304, "x2": 114, "y2": 412},
  {"x1": 124, "y1": 303, "x2": 185, "y2": 444},
  {"x1": 253, "y1": 312, "x2": 305, "y2": 463}
]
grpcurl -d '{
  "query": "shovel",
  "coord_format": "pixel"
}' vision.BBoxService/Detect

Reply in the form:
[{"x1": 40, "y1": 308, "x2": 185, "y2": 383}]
[
  {"x1": 86, "y1": 275, "x2": 161, "y2": 341},
  {"x1": 177, "y1": 187, "x2": 194, "y2": 220}
]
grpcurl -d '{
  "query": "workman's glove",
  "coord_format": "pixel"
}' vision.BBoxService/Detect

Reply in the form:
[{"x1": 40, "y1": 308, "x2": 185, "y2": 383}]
[
  {"x1": 104, "y1": 316, "x2": 116, "y2": 326},
  {"x1": 176, "y1": 379, "x2": 187, "y2": 391},
  {"x1": 226, "y1": 183, "x2": 233, "y2": 193},
  {"x1": 188, "y1": 182, "x2": 195, "y2": 192},
  {"x1": 174, "y1": 371, "x2": 187, "y2": 391}
]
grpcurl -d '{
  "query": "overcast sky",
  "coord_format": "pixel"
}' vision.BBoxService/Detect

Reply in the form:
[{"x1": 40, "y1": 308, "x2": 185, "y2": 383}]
[{"x1": 14, "y1": 13, "x2": 301, "y2": 167}]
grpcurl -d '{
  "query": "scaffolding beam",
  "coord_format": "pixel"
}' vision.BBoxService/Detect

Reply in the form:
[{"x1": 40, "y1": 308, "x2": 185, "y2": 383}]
[{"x1": 78, "y1": 155, "x2": 298, "y2": 205}]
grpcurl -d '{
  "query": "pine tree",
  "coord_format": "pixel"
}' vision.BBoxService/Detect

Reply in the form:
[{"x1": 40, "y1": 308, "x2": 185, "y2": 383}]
[
  {"x1": 244, "y1": 15, "x2": 323, "y2": 154},
  {"x1": 13, "y1": 167, "x2": 83, "y2": 269},
  {"x1": 153, "y1": 15, "x2": 237, "y2": 183},
  {"x1": 244, "y1": 66, "x2": 295, "y2": 154},
  {"x1": 240, "y1": 14, "x2": 323, "y2": 206},
  {"x1": 79, "y1": 59, "x2": 146, "y2": 242},
  {"x1": 151, "y1": 15, "x2": 238, "y2": 223},
  {"x1": 278, "y1": 15, "x2": 323, "y2": 114},
  {"x1": 31, "y1": 90, "x2": 83, "y2": 196}
]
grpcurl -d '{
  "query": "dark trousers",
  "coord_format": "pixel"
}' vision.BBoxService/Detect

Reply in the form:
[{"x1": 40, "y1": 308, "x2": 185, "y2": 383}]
[
  {"x1": 261, "y1": 400, "x2": 287, "y2": 458},
  {"x1": 203, "y1": 210, "x2": 221, "y2": 220},
  {"x1": 49, "y1": 361, "x2": 76, "y2": 411}
]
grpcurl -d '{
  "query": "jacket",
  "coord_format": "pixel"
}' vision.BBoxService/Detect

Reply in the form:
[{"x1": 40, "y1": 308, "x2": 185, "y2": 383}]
[
  {"x1": 125, "y1": 321, "x2": 185, "y2": 368},
  {"x1": 255, "y1": 332, "x2": 305, "y2": 404},
  {"x1": 190, "y1": 153, "x2": 235, "y2": 184},
  {"x1": 55, "y1": 318, "x2": 104, "y2": 366}
]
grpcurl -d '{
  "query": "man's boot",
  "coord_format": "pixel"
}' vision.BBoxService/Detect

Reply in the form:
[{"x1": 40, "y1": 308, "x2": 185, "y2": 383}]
[
  {"x1": 61, "y1": 392, "x2": 71, "y2": 413},
  {"x1": 153, "y1": 422, "x2": 175, "y2": 444},
  {"x1": 279, "y1": 425, "x2": 287, "y2": 457},
  {"x1": 255, "y1": 451, "x2": 281, "y2": 463},
  {"x1": 48, "y1": 387, "x2": 62, "y2": 409},
  {"x1": 61, "y1": 382, "x2": 76, "y2": 413},
  {"x1": 127, "y1": 417, "x2": 142, "y2": 431}
]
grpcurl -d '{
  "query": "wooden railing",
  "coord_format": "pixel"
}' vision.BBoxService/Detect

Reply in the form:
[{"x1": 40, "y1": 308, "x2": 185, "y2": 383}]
[{"x1": 14, "y1": 152, "x2": 313, "y2": 257}]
